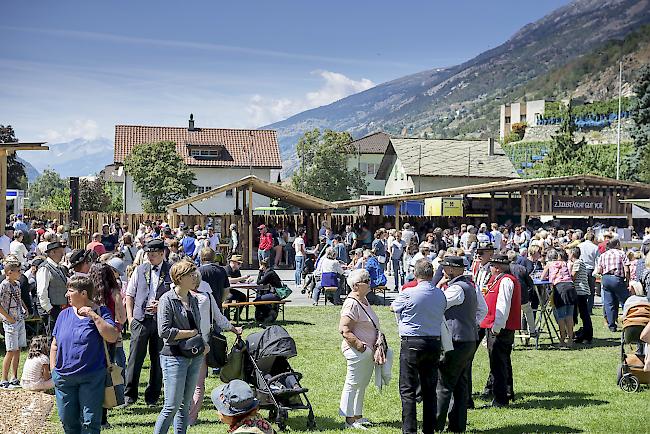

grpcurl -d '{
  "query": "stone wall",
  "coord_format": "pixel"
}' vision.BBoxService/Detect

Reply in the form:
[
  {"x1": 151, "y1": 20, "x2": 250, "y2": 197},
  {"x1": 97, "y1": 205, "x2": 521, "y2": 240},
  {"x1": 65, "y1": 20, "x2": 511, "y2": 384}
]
[{"x1": 521, "y1": 119, "x2": 634, "y2": 144}]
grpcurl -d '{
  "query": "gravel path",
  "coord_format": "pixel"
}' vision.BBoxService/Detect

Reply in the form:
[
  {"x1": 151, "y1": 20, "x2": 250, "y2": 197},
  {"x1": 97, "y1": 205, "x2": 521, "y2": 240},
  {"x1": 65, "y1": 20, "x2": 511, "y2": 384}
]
[{"x1": 0, "y1": 389, "x2": 55, "y2": 434}]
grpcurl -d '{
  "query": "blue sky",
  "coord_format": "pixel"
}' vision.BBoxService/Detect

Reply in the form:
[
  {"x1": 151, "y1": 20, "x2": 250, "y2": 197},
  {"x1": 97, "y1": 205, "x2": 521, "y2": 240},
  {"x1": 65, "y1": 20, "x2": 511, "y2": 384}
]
[{"x1": 3, "y1": 0, "x2": 569, "y2": 169}]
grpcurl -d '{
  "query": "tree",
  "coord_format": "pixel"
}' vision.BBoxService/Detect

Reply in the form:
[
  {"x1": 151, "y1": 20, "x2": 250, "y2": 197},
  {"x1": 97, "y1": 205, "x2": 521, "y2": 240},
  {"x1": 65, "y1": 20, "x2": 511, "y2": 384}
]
[
  {"x1": 27, "y1": 169, "x2": 68, "y2": 210},
  {"x1": 0, "y1": 125, "x2": 27, "y2": 190},
  {"x1": 291, "y1": 129, "x2": 367, "y2": 201},
  {"x1": 123, "y1": 141, "x2": 196, "y2": 213},
  {"x1": 538, "y1": 99, "x2": 587, "y2": 177},
  {"x1": 79, "y1": 178, "x2": 111, "y2": 211},
  {"x1": 625, "y1": 64, "x2": 650, "y2": 182}
]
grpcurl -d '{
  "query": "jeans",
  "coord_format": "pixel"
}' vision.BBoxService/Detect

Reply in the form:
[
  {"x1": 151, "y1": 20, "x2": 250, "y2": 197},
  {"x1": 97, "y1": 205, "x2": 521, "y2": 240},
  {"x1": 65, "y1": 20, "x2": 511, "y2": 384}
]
[
  {"x1": 154, "y1": 354, "x2": 203, "y2": 434},
  {"x1": 339, "y1": 347, "x2": 374, "y2": 417},
  {"x1": 53, "y1": 368, "x2": 106, "y2": 434},
  {"x1": 399, "y1": 337, "x2": 441, "y2": 434},
  {"x1": 294, "y1": 256, "x2": 305, "y2": 286},
  {"x1": 257, "y1": 249, "x2": 270, "y2": 265},
  {"x1": 392, "y1": 258, "x2": 403, "y2": 290},
  {"x1": 601, "y1": 274, "x2": 629, "y2": 329},
  {"x1": 188, "y1": 357, "x2": 208, "y2": 425}
]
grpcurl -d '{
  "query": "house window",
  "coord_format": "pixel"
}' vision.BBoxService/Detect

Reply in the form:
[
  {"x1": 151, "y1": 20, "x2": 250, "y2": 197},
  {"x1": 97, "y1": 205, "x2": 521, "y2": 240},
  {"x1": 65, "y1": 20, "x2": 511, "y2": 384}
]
[
  {"x1": 196, "y1": 186, "x2": 209, "y2": 194},
  {"x1": 505, "y1": 116, "x2": 511, "y2": 124},
  {"x1": 189, "y1": 148, "x2": 223, "y2": 159},
  {"x1": 393, "y1": 167, "x2": 398, "y2": 181},
  {"x1": 225, "y1": 189, "x2": 233, "y2": 197},
  {"x1": 520, "y1": 114, "x2": 527, "y2": 122},
  {"x1": 366, "y1": 163, "x2": 378, "y2": 176}
]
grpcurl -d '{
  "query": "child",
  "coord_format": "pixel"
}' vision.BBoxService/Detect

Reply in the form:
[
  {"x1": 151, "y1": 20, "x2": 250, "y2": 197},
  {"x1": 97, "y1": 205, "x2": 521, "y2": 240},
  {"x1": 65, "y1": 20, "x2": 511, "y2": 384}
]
[
  {"x1": 0, "y1": 258, "x2": 29, "y2": 388},
  {"x1": 20, "y1": 335, "x2": 53, "y2": 391},
  {"x1": 212, "y1": 380, "x2": 275, "y2": 434}
]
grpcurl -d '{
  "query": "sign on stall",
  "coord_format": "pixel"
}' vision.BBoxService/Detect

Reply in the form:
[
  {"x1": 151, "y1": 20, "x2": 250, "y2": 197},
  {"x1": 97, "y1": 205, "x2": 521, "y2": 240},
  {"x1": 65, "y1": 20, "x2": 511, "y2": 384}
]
[{"x1": 551, "y1": 196, "x2": 606, "y2": 213}]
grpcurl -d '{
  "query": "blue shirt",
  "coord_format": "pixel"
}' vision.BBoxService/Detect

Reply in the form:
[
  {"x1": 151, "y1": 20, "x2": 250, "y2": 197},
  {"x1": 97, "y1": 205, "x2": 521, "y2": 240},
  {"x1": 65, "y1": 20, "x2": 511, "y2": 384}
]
[
  {"x1": 365, "y1": 257, "x2": 387, "y2": 288},
  {"x1": 181, "y1": 236, "x2": 196, "y2": 256},
  {"x1": 391, "y1": 281, "x2": 447, "y2": 337},
  {"x1": 52, "y1": 306, "x2": 116, "y2": 376},
  {"x1": 13, "y1": 220, "x2": 28, "y2": 234}
]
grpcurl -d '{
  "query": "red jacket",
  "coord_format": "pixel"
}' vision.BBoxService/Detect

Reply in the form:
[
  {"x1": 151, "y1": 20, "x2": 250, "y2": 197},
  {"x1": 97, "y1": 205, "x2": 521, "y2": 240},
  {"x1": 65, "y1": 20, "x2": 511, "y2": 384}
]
[
  {"x1": 258, "y1": 233, "x2": 274, "y2": 251},
  {"x1": 480, "y1": 273, "x2": 521, "y2": 331}
]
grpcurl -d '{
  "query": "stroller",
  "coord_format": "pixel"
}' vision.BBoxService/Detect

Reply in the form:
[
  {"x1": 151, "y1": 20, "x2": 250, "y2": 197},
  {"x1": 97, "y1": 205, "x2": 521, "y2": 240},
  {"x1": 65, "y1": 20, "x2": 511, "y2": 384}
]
[
  {"x1": 245, "y1": 325, "x2": 316, "y2": 430},
  {"x1": 618, "y1": 300, "x2": 650, "y2": 392}
]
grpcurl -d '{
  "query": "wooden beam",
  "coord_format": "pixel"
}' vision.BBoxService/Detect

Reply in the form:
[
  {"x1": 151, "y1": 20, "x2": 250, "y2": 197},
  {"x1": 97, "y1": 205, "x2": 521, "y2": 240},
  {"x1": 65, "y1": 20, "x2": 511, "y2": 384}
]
[
  {"x1": 242, "y1": 188, "x2": 249, "y2": 267},
  {"x1": 395, "y1": 201, "x2": 401, "y2": 231},
  {"x1": 0, "y1": 150, "x2": 6, "y2": 227},
  {"x1": 520, "y1": 191, "x2": 526, "y2": 226}
]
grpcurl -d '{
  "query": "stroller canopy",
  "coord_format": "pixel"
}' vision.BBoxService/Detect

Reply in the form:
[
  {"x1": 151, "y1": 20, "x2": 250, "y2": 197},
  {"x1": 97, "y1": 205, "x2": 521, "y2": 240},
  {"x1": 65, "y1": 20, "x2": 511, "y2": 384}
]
[{"x1": 247, "y1": 325, "x2": 298, "y2": 361}]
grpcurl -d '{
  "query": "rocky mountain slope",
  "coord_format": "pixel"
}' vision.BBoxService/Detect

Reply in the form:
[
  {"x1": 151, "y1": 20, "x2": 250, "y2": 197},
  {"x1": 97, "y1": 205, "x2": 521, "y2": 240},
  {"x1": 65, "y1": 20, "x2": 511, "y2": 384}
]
[{"x1": 265, "y1": 0, "x2": 650, "y2": 174}]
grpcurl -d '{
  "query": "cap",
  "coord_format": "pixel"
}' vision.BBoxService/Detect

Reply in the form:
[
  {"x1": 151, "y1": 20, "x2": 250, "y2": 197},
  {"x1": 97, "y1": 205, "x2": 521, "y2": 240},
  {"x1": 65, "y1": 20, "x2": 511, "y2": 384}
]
[
  {"x1": 44, "y1": 241, "x2": 64, "y2": 253},
  {"x1": 229, "y1": 255, "x2": 243, "y2": 263},
  {"x1": 257, "y1": 224, "x2": 266, "y2": 230},
  {"x1": 69, "y1": 249, "x2": 91, "y2": 269},
  {"x1": 440, "y1": 256, "x2": 465, "y2": 268},
  {"x1": 211, "y1": 380, "x2": 259, "y2": 417},
  {"x1": 476, "y1": 242, "x2": 495, "y2": 252},
  {"x1": 490, "y1": 254, "x2": 511, "y2": 265},
  {"x1": 144, "y1": 239, "x2": 165, "y2": 252}
]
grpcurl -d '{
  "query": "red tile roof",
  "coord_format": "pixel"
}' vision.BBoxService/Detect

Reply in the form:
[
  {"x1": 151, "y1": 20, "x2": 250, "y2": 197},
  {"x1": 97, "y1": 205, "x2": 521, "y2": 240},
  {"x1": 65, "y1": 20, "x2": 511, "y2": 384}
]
[{"x1": 114, "y1": 125, "x2": 282, "y2": 168}]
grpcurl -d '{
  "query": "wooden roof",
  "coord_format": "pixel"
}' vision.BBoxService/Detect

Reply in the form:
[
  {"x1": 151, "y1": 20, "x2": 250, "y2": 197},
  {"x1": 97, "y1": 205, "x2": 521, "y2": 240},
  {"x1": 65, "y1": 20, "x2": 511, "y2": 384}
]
[
  {"x1": 333, "y1": 175, "x2": 650, "y2": 208},
  {"x1": 166, "y1": 175, "x2": 334, "y2": 212}
]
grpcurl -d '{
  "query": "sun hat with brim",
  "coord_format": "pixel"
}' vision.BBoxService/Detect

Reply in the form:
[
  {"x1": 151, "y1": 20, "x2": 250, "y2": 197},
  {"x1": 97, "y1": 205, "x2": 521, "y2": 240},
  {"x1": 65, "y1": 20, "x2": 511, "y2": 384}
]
[
  {"x1": 440, "y1": 256, "x2": 465, "y2": 268},
  {"x1": 44, "y1": 241, "x2": 64, "y2": 253},
  {"x1": 68, "y1": 249, "x2": 91, "y2": 269},
  {"x1": 211, "y1": 380, "x2": 259, "y2": 417},
  {"x1": 490, "y1": 254, "x2": 511, "y2": 265}
]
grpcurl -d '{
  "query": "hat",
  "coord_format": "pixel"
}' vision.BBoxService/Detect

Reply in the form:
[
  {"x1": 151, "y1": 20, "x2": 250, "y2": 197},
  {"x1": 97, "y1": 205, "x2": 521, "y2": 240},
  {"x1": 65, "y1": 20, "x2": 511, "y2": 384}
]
[
  {"x1": 476, "y1": 242, "x2": 495, "y2": 252},
  {"x1": 490, "y1": 254, "x2": 511, "y2": 265},
  {"x1": 230, "y1": 255, "x2": 243, "y2": 263},
  {"x1": 211, "y1": 380, "x2": 259, "y2": 417},
  {"x1": 31, "y1": 257, "x2": 45, "y2": 268},
  {"x1": 44, "y1": 241, "x2": 64, "y2": 253},
  {"x1": 257, "y1": 224, "x2": 266, "y2": 230},
  {"x1": 440, "y1": 256, "x2": 465, "y2": 268},
  {"x1": 144, "y1": 239, "x2": 165, "y2": 252},
  {"x1": 403, "y1": 223, "x2": 411, "y2": 229},
  {"x1": 69, "y1": 249, "x2": 91, "y2": 269}
]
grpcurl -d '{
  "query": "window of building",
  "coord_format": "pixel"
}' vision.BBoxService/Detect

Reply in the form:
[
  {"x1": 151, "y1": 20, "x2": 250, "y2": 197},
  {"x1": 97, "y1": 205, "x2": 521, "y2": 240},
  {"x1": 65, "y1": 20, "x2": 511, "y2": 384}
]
[
  {"x1": 189, "y1": 146, "x2": 224, "y2": 159},
  {"x1": 225, "y1": 189, "x2": 233, "y2": 197},
  {"x1": 366, "y1": 163, "x2": 378, "y2": 176},
  {"x1": 505, "y1": 116, "x2": 511, "y2": 124},
  {"x1": 520, "y1": 114, "x2": 527, "y2": 122},
  {"x1": 196, "y1": 186, "x2": 209, "y2": 194}
]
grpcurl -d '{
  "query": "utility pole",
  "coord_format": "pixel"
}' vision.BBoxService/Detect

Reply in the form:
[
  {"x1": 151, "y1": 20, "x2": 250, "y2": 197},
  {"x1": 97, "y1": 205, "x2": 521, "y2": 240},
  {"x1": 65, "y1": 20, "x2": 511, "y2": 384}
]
[
  {"x1": 616, "y1": 60, "x2": 623, "y2": 180},
  {"x1": 418, "y1": 143, "x2": 422, "y2": 193}
]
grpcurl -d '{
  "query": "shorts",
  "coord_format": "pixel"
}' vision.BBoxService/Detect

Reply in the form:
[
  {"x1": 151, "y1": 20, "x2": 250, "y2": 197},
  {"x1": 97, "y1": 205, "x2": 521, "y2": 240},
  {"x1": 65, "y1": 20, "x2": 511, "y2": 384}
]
[
  {"x1": 554, "y1": 304, "x2": 574, "y2": 321},
  {"x1": 3, "y1": 319, "x2": 27, "y2": 351}
]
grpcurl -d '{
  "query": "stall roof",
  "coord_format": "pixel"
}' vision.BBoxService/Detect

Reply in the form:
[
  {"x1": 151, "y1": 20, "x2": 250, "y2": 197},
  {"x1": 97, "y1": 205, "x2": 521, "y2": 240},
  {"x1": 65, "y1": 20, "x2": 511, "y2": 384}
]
[
  {"x1": 333, "y1": 175, "x2": 650, "y2": 208},
  {"x1": 166, "y1": 175, "x2": 334, "y2": 212}
]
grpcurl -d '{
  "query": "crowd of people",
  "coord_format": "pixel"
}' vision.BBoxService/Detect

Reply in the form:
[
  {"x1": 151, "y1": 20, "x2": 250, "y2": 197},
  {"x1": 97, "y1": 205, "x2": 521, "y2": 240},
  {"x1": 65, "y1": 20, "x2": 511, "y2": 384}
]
[{"x1": 2, "y1": 212, "x2": 650, "y2": 433}]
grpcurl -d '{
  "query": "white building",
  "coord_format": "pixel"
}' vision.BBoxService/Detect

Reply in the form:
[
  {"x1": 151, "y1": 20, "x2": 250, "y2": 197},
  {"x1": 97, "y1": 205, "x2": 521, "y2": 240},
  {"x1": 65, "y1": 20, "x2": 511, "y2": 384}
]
[
  {"x1": 347, "y1": 132, "x2": 391, "y2": 196},
  {"x1": 500, "y1": 99, "x2": 548, "y2": 139},
  {"x1": 114, "y1": 117, "x2": 282, "y2": 214},
  {"x1": 376, "y1": 138, "x2": 519, "y2": 195}
]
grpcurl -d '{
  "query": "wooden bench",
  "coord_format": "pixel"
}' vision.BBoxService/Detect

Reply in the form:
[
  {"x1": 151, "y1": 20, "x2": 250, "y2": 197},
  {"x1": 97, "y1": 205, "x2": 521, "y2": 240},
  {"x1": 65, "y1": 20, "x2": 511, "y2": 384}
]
[{"x1": 223, "y1": 300, "x2": 291, "y2": 324}]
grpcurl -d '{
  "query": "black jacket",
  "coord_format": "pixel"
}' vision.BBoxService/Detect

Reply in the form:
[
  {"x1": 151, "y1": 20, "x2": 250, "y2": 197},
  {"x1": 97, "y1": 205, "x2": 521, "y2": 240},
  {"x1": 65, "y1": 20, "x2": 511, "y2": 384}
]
[
  {"x1": 510, "y1": 263, "x2": 534, "y2": 305},
  {"x1": 257, "y1": 268, "x2": 283, "y2": 288}
]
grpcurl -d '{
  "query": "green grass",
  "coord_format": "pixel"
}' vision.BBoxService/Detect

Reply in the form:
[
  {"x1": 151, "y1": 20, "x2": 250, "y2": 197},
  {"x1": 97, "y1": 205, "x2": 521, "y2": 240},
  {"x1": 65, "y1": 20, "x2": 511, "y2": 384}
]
[{"x1": 31, "y1": 307, "x2": 650, "y2": 433}]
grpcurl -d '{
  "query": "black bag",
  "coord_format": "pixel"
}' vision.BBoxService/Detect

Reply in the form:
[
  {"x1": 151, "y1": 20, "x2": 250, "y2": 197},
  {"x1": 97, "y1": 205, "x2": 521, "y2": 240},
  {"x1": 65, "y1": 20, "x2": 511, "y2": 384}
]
[
  {"x1": 178, "y1": 333, "x2": 205, "y2": 358},
  {"x1": 205, "y1": 293, "x2": 228, "y2": 368}
]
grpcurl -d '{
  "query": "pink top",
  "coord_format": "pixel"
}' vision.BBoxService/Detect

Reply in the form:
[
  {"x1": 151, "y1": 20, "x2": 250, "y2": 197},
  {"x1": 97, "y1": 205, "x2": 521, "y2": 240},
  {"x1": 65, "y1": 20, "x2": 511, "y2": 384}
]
[
  {"x1": 20, "y1": 354, "x2": 49, "y2": 387},
  {"x1": 340, "y1": 297, "x2": 379, "y2": 352},
  {"x1": 547, "y1": 261, "x2": 573, "y2": 285}
]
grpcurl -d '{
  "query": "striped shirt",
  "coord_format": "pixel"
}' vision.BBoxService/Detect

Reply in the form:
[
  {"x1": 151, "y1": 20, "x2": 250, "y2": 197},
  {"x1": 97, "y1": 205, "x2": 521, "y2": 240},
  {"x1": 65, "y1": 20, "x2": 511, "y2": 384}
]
[
  {"x1": 571, "y1": 259, "x2": 591, "y2": 296},
  {"x1": 597, "y1": 249, "x2": 626, "y2": 278}
]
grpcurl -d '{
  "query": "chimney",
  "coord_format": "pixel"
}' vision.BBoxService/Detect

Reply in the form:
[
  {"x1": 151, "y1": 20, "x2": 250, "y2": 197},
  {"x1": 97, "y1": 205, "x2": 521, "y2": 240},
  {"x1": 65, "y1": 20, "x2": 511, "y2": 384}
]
[
  {"x1": 188, "y1": 113, "x2": 195, "y2": 131},
  {"x1": 487, "y1": 138, "x2": 495, "y2": 156}
]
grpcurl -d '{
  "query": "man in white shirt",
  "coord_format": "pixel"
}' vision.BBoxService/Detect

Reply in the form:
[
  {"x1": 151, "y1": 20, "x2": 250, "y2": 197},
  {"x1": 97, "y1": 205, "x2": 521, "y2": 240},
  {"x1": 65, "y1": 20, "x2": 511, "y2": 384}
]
[
  {"x1": 0, "y1": 225, "x2": 13, "y2": 261},
  {"x1": 35, "y1": 242, "x2": 68, "y2": 338},
  {"x1": 207, "y1": 226, "x2": 220, "y2": 251}
]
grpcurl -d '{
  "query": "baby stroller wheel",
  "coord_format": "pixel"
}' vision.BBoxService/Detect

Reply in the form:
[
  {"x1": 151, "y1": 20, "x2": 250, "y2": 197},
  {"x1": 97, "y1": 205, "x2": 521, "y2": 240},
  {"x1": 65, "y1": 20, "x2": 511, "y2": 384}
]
[
  {"x1": 276, "y1": 409, "x2": 288, "y2": 431},
  {"x1": 619, "y1": 373, "x2": 640, "y2": 393},
  {"x1": 307, "y1": 410, "x2": 317, "y2": 430}
]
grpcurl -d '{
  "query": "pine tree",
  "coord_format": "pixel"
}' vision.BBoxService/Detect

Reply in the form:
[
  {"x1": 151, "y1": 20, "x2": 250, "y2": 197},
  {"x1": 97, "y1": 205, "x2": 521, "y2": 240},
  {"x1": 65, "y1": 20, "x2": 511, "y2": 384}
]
[{"x1": 626, "y1": 64, "x2": 650, "y2": 182}]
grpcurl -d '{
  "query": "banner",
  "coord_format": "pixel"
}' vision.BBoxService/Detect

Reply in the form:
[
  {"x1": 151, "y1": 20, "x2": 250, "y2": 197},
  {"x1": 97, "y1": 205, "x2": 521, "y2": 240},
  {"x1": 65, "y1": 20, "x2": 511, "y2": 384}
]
[{"x1": 551, "y1": 196, "x2": 606, "y2": 213}]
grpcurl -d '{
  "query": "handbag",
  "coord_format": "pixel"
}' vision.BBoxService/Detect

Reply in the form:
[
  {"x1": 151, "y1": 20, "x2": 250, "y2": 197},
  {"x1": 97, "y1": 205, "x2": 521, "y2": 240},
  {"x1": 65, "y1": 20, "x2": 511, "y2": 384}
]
[
  {"x1": 350, "y1": 297, "x2": 388, "y2": 365},
  {"x1": 102, "y1": 339, "x2": 124, "y2": 409},
  {"x1": 220, "y1": 336, "x2": 246, "y2": 382},
  {"x1": 205, "y1": 293, "x2": 228, "y2": 368},
  {"x1": 178, "y1": 333, "x2": 206, "y2": 358},
  {"x1": 274, "y1": 284, "x2": 293, "y2": 300}
]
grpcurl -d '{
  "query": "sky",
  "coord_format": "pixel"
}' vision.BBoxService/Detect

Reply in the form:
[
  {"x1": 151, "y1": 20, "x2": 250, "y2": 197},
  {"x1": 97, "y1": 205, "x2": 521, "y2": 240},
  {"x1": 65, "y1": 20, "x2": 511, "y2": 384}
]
[{"x1": 2, "y1": 0, "x2": 570, "y2": 169}]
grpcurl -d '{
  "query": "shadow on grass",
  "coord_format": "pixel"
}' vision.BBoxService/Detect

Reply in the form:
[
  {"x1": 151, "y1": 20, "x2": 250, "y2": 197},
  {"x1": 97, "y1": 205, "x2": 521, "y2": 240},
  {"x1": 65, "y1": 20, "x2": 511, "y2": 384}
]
[
  {"x1": 508, "y1": 391, "x2": 608, "y2": 410},
  {"x1": 230, "y1": 320, "x2": 316, "y2": 327},
  {"x1": 283, "y1": 414, "x2": 341, "y2": 432},
  {"x1": 476, "y1": 424, "x2": 582, "y2": 433},
  {"x1": 515, "y1": 336, "x2": 620, "y2": 351}
]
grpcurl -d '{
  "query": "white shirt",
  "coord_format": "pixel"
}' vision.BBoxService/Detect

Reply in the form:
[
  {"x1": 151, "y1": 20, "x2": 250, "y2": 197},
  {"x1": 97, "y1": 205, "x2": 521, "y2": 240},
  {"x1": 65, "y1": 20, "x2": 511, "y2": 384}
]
[
  {"x1": 147, "y1": 265, "x2": 161, "y2": 306},
  {"x1": 10, "y1": 240, "x2": 28, "y2": 265},
  {"x1": 208, "y1": 234, "x2": 220, "y2": 251},
  {"x1": 493, "y1": 276, "x2": 514, "y2": 334},
  {"x1": 491, "y1": 230, "x2": 503, "y2": 249},
  {"x1": 293, "y1": 237, "x2": 305, "y2": 257},
  {"x1": 36, "y1": 257, "x2": 62, "y2": 313},
  {"x1": 231, "y1": 230, "x2": 239, "y2": 251},
  {"x1": 193, "y1": 280, "x2": 232, "y2": 343},
  {"x1": 0, "y1": 235, "x2": 11, "y2": 258},
  {"x1": 443, "y1": 278, "x2": 489, "y2": 326}
]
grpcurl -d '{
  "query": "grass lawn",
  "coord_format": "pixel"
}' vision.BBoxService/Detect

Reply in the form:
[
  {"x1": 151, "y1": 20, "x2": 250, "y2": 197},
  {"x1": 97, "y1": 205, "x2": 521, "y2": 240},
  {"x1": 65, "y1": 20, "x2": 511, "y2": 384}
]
[{"x1": 34, "y1": 306, "x2": 650, "y2": 433}]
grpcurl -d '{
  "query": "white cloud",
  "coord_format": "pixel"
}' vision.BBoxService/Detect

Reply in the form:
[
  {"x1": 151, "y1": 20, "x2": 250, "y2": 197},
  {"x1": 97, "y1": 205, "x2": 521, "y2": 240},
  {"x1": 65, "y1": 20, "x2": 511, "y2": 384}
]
[
  {"x1": 42, "y1": 119, "x2": 101, "y2": 143},
  {"x1": 247, "y1": 70, "x2": 375, "y2": 126}
]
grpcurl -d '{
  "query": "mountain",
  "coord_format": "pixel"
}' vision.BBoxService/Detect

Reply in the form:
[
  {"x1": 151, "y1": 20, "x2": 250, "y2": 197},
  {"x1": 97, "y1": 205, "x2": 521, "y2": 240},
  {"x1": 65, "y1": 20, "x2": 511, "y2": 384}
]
[
  {"x1": 18, "y1": 137, "x2": 113, "y2": 178},
  {"x1": 16, "y1": 157, "x2": 39, "y2": 183},
  {"x1": 265, "y1": 0, "x2": 650, "y2": 173}
]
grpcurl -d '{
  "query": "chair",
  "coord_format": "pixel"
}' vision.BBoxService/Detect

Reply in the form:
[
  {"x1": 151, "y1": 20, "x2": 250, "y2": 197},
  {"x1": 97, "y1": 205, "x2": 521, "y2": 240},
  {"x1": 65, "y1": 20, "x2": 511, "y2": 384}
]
[{"x1": 323, "y1": 287, "x2": 338, "y2": 306}]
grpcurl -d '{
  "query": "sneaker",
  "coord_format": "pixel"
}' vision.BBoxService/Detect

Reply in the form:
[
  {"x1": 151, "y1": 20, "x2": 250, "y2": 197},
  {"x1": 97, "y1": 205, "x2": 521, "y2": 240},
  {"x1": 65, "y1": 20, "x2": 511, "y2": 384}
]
[
  {"x1": 356, "y1": 418, "x2": 372, "y2": 426},
  {"x1": 7, "y1": 379, "x2": 21, "y2": 389},
  {"x1": 345, "y1": 421, "x2": 368, "y2": 430},
  {"x1": 0, "y1": 381, "x2": 9, "y2": 389}
]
